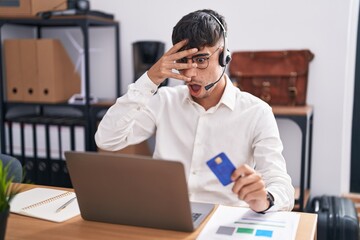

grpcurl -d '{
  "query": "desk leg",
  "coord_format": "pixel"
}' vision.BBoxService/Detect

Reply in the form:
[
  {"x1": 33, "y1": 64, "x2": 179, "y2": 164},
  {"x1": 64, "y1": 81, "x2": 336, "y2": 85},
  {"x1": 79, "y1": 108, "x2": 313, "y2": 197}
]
[{"x1": 307, "y1": 114, "x2": 314, "y2": 189}]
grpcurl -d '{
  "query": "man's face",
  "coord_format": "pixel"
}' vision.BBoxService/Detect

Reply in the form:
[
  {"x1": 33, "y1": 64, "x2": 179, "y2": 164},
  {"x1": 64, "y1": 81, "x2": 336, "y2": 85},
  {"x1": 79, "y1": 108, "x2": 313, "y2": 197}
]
[{"x1": 178, "y1": 44, "x2": 224, "y2": 100}]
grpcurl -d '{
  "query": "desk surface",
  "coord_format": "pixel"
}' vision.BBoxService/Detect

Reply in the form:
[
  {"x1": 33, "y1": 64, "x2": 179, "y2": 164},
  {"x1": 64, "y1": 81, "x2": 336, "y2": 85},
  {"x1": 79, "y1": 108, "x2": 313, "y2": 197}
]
[{"x1": 5, "y1": 185, "x2": 317, "y2": 240}]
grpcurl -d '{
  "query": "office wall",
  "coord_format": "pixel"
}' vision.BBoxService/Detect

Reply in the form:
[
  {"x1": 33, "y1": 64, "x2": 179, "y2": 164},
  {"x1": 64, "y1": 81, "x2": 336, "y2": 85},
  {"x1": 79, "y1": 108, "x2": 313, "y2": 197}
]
[{"x1": 89, "y1": 0, "x2": 359, "y2": 196}]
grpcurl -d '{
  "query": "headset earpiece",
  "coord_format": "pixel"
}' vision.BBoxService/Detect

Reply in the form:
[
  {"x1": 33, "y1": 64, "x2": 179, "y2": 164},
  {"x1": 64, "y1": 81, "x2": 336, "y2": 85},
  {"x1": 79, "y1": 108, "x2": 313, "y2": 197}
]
[
  {"x1": 218, "y1": 51, "x2": 226, "y2": 67},
  {"x1": 224, "y1": 49, "x2": 231, "y2": 65},
  {"x1": 219, "y1": 51, "x2": 224, "y2": 67},
  {"x1": 219, "y1": 49, "x2": 231, "y2": 67}
]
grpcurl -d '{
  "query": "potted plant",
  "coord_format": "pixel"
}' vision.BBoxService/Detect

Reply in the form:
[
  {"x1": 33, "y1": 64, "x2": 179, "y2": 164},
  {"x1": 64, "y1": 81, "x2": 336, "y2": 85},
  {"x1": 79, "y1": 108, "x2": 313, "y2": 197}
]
[{"x1": 0, "y1": 160, "x2": 22, "y2": 240}]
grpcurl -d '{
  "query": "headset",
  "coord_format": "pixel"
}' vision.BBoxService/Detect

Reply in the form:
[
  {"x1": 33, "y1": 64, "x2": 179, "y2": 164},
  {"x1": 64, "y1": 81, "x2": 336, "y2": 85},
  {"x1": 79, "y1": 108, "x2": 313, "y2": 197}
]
[
  {"x1": 202, "y1": 12, "x2": 232, "y2": 90},
  {"x1": 206, "y1": 12, "x2": 231, "y2": 67}
]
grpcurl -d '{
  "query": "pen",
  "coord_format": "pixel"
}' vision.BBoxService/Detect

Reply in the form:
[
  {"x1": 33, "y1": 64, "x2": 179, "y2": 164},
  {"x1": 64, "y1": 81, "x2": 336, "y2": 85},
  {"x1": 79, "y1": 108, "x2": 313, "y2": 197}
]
[{"x1": 56, "y1": 197, "x2": 77, "y2": 213}]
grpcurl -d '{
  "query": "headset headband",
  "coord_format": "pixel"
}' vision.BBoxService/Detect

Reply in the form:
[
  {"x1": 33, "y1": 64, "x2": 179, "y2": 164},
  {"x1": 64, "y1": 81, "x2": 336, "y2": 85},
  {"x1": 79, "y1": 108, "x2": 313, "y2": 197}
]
[{"x1": 206, "y1": 12, "x2": 231, "y2": 67}]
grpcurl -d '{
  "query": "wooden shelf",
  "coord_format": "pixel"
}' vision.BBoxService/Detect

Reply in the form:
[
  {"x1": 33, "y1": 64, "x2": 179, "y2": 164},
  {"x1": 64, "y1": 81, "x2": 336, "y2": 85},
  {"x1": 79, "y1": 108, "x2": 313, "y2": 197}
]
[{"x1": 272, "y1": 105, "x2": 313, "y2": 117}]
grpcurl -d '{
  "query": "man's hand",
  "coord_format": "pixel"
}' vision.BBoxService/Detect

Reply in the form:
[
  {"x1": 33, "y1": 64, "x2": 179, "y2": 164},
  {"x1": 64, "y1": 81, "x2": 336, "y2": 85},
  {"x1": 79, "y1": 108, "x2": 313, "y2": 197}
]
[
  {"x1": 147, "y1": 39, "x2": 198, "y2": 85},
  {"x1": 231, "y1": 164, "x2": 270, "y2": 212}
]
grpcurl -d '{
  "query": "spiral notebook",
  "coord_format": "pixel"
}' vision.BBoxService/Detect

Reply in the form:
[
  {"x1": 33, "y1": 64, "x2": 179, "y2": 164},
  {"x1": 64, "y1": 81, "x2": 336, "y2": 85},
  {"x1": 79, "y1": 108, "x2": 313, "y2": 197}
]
[{"x1": 10, "y1": 187, "x2": 80, "y2": 223}]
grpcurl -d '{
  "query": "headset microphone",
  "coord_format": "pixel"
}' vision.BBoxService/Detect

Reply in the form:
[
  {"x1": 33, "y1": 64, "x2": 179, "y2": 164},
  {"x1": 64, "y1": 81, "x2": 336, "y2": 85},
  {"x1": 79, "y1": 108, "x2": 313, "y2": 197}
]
[{"x1": 204, "y1": 66, "x2": 226, "y2": 91}]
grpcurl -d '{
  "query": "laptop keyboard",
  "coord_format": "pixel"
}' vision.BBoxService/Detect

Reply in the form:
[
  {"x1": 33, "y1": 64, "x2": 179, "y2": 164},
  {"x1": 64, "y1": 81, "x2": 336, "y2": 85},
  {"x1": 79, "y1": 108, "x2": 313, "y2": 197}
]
[{"x1": 192, "y1": 212, "x2": 202, "y2": 222}]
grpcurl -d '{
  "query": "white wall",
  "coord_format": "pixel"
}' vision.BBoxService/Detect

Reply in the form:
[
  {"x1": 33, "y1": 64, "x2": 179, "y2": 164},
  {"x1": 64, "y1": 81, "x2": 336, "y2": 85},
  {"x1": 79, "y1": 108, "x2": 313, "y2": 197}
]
[
  {"x1": 89, "y1": 0, "x2": 359, "y2": 196},
  {"x1": 0, "y1": 0, "x2": 358, "y2": 197}
]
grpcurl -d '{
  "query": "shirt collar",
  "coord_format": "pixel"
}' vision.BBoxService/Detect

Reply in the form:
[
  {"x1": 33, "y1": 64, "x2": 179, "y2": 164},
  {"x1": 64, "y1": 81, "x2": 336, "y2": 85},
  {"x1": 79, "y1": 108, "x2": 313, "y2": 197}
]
[
  {"x1": 220, "y1": 75, "x2": 236, "y2": 111},
  {"x1": 183, "y1": 74, "x2": 237, "y2": 111}
]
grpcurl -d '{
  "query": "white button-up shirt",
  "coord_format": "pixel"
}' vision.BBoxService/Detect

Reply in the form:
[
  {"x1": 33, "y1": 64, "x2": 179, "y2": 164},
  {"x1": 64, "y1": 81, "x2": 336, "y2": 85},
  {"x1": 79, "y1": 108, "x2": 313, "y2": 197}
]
[{"x1": 95, "y1": 73, "x2": 295, "y2": 211}]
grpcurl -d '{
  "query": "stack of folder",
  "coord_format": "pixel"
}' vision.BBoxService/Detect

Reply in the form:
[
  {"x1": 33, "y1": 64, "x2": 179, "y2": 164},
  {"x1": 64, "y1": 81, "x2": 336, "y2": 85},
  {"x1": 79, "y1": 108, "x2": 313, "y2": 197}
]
[
  {"x1": 4, "y1": 39, "x2": 81, "y2": 103},
  {"x1": 5, "y1": 115, "x2": 85, "y2": 187}
]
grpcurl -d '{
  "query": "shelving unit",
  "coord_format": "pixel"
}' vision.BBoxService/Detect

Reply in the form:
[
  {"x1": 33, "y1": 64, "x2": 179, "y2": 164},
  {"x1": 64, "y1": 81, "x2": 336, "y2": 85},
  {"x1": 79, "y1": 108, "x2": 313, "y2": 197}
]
[
  {"x1": 0, "y1": 15, "x2": 120, "y2": 186},
  {"x1": 272, "y1": 105, "x2": 314, "y2": 211}
]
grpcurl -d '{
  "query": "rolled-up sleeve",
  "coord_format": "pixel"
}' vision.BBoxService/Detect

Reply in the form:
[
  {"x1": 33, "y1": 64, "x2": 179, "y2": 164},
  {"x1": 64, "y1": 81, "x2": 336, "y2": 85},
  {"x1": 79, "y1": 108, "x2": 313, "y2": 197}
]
[{"x1": 95, "y1": 72, "x2": 159, "y2": 151}]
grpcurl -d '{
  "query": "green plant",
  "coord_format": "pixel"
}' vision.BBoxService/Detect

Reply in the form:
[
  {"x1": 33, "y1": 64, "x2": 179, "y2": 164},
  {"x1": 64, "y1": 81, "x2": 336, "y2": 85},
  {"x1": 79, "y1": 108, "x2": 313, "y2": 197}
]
[{"x1": 0, "y1": 161, "x2": 22, "y2": 212}]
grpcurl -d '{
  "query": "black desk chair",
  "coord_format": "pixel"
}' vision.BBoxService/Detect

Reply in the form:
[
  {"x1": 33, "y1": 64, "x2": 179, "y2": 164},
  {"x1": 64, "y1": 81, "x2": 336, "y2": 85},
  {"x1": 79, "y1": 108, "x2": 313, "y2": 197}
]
[{"x1": 0, "y1": 154, "x2": 22, "y2": 183}]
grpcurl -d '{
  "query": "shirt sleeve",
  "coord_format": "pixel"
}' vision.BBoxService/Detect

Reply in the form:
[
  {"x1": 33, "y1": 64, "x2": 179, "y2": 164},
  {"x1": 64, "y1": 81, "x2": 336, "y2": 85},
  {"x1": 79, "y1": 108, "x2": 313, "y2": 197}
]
[
  {"x1": 252, "y1": 106, "x2": 295, "y2": 212},
  {"x1": 95, "y1": 72, "x2": 159, "y2": 151}
]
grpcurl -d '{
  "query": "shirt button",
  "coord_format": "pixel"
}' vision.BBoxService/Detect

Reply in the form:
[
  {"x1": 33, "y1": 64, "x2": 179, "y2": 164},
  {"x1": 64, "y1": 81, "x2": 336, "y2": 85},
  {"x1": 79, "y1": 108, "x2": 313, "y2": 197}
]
[
  {"x1": 150, "y1": 89, "x2": 155, "y2": 94},
  {"x1": 137, "y1": 107, "x2": 141, "y2": 111},
  {"x1": 192, "y1": 171, "x2": 197, "y2": 175}
]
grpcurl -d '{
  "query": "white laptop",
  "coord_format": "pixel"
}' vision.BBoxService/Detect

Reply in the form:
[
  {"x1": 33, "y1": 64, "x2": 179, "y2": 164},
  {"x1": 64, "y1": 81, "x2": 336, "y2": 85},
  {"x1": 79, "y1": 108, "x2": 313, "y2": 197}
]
[{"x1": 65, "y1": 151, "x2": 215, "y2": 232}]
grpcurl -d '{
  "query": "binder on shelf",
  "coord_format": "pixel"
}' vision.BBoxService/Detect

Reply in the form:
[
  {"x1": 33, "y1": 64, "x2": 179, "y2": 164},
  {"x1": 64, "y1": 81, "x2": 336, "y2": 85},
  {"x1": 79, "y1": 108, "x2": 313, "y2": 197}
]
[
  {"x1": 49, "y1": 121, "x2": 70, "y2": 187},
  {"x1": 4, "y1": 40, "x2": 23, "y2": 101},
  {"x1": 21, "y1": 40, "x2": 39, "y2": 102},
  {"x1": 74, "y1": 126, "x2": 85, "y2": 152},
  {"x1": 61, "y1": 161, "x2": 72, "y2": 187},
  {"x1": 36, "y1": 158, "x2": 50, "y2": 185},
  {"x1": 50, "y1": 159, "x2": 72, "y2": 188},
  {"x1": 62, "y1": 118, "x2": 85, "y2": 149},
  {"x1": 48, "y1": 117, "x2": 83, "y2": 160},
  {"x1": 50, "y1": 159, "x2": 63, "y2": 187},
  {"x1": 4, "y1": 122, "x2": 10, "y2": 154},
  {"x1": 49, "y1": 124, "x2": 60, "y2": 160},
  {"x1": 9, "y1": 121, "x2": 21, "y2": 156},
  {"x1": 23, "y1": 157, "x2": 37, "y2": 184},
  {"x1": 24, "y1": 123, "x2": 34, "y2": 158},
  {"x1": 35, "y1": 121, "x2": 50, "y2": 185},
  {"x1": 37, "y1": 39, "x2": 81, "y2": 103},
  {"x1": 23, "y1": 122, "x2": 37, "y2": 183},
  {"x1": 35, "y1": 124, "x2": 46, "y2": 158},
  {"x1": 60, "y1": 125, "x2": 71, "y2": 159}
]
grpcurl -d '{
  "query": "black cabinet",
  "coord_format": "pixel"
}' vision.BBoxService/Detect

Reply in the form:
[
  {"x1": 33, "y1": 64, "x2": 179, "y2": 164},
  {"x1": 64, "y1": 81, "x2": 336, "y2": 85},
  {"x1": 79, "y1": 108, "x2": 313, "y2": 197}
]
[{"x1": 0, "y1": 15, "x2": 120, "y2": 186}]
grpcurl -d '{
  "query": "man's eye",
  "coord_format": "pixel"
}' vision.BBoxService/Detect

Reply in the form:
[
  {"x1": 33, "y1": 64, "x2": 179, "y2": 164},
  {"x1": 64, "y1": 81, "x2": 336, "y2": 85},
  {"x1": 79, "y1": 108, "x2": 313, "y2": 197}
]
[{"x1": 194, "y1": 57, "x2": 207, "y2": 64}]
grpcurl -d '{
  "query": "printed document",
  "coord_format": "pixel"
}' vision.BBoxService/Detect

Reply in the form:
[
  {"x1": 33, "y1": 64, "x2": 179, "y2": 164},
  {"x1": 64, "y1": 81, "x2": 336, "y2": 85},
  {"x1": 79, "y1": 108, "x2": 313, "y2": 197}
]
[{"x1": 197, "y1": 205, "x2": 300, "y2": 240}]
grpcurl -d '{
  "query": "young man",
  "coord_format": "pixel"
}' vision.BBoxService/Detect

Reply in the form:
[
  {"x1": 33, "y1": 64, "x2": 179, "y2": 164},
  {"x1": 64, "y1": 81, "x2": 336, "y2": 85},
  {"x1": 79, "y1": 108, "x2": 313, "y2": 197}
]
[{"x1": 95, "y1": 9, "x2": 294, "y2": 213}]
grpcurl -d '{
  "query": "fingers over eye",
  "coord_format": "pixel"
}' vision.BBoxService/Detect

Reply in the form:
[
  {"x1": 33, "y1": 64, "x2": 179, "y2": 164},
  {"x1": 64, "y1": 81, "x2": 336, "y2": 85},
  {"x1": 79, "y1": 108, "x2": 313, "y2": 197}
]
[{"x1": 172, "y1": 48, "x2": 198, "y2": 62}]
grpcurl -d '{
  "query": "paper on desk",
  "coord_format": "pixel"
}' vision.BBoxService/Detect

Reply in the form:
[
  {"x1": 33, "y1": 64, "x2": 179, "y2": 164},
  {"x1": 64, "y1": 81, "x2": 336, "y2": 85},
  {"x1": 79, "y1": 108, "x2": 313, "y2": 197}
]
[
  {"x1": 197, "y1": 205, "x2": 300, "y2": 240},
  {"x1": 10, "y1": 188, "x2": 80, "y2": 223}
]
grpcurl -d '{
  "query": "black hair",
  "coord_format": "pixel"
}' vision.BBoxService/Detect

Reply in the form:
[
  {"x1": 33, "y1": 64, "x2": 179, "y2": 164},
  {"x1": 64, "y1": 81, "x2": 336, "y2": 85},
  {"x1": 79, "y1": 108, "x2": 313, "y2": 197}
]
[{"x1": 172, "y1": 9, "x2": 227, "y2": 51}]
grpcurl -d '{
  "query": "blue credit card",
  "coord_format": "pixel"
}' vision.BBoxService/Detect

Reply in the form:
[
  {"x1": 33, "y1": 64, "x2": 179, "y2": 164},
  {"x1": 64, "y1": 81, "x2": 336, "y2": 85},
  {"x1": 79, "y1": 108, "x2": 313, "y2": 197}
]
[{"x1": 206, "y1": 152, "x2": 236, "y2": 186}]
